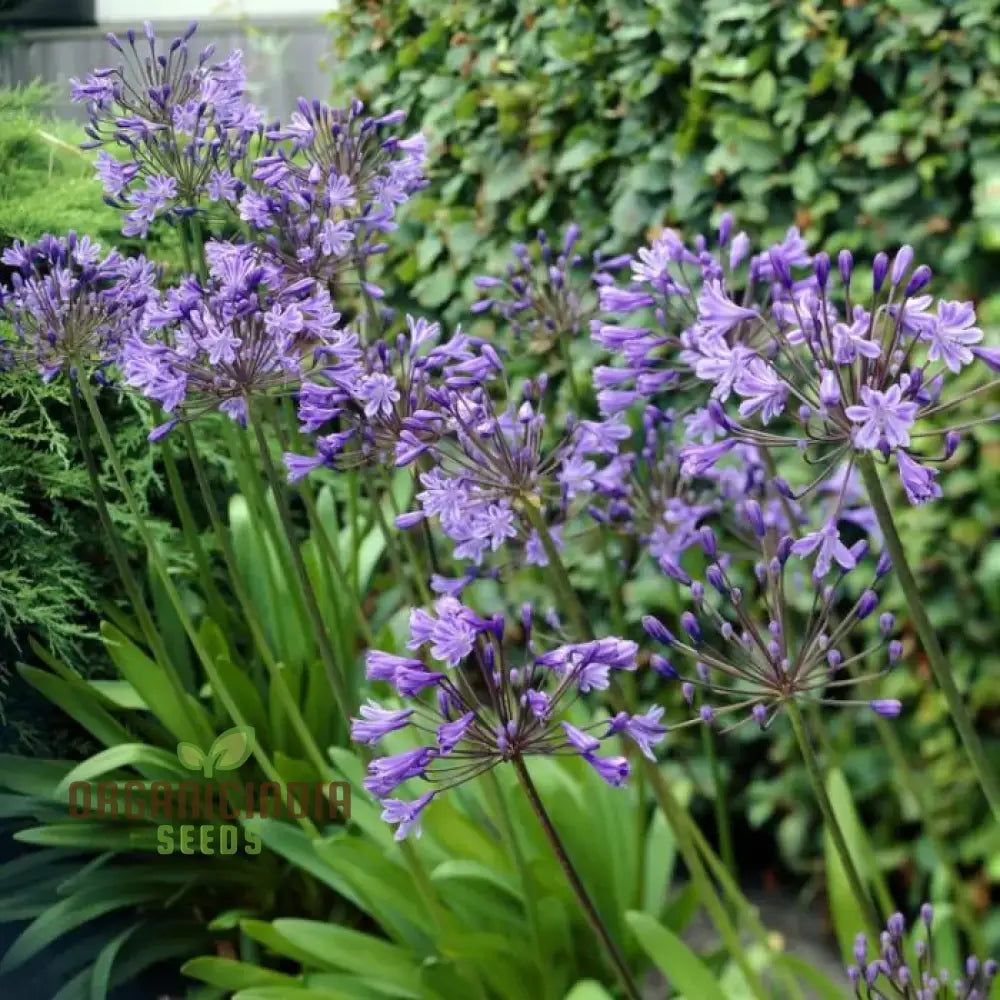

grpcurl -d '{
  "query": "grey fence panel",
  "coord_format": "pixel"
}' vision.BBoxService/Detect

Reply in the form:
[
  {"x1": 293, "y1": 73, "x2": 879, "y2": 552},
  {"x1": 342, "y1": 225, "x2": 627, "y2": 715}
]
[{"x1": 0, "y1": 18, "x2": 334, "y2": 120}]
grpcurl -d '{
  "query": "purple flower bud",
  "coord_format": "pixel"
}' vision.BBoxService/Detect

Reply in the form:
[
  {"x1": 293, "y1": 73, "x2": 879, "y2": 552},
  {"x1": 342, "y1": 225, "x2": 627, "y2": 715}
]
[
  {"x1": 681, "y1": 612, "x2": 701, "y2": 640},
  {"x1": 876, "y1": 550, "x2": 892, "y2": 577},
  {"x1": 921, "y1": 903, "x2": 934, "y2": 926},
  {"x1": 699, "y1": 704, "x2": 714, "y2": 724},
  {"x1": 651, "y1": 654, "x2": 678, "y2": 679},
  {"x1": 838, "y1": 249, "x2": 854, "y2": 288},
  {"x1": 854, "y1": 933, "x2": 869, "y2": 965},
  {"x1": 745, "y1": 500, "x2": 766, "y2": 537},
  {"x1": 769, "y1": 250, "x2": 793, "y2": 288},
  {"x1": 819, "y1": 368, "x2": 840, "y2": 408},
  {"x1": 827, "y1": 649, "x2": 843, "y2": 670},
  {"x1": 870, "y1": 698, "x2": 901, "y2": 718},
  {"x1": 395, "y1": 511, "x2": 426, "y2": 529},
  {"x1": 699, "y1": 526, "x2": 717, "y2": 557},
  {"x1": 891, "y1": 245, "x2": 914, "y2": 287},
  {"x1": 857, "y1": 589, "x2": 879, "y2": 619},
  {"x1": 777, "y1": 535, "x2": 794, "y2": 564},
  {"x1": 945, "y1": 430, "x2": 960, "y2": 459},
  {"x1": 984, "y1": 959, "x2": 998, "y2": 977},
  {"x1": 718, "y1": 212, "x2": 733, "y2": 247},
  {"x1": 879, "y1": 612, "x2": 895, "y2": 636},
  {"x1": 887, "y1": 913, "x2": 905, "y2": 937},
  {"x1": 642, "y1": 615, "x2": 675, "y2": 646},
  {"x1": 888, "y1": 640, "x2": 903, "y2": 664},
  {"x1": 813, "y1": 251, "x2": 830, "y2": 289},
  {"x1": 681, "y1": 682, "x2": 694, "y2": 704},
  {"x1": 707, "y1": 564, "x2": 727, "y2": 593},
  {"x1": 752, "y1": 704, "x2": 768, "y2": 727},
  {"x1": 905, "y1": 264, "x2": 932, "y2": 296},
  {"x1": 690, "y1": 581, "x2": 705, "y2": 601},
  {"x1": 872, "y1": 252, "x2": 889, "y2": 292}
]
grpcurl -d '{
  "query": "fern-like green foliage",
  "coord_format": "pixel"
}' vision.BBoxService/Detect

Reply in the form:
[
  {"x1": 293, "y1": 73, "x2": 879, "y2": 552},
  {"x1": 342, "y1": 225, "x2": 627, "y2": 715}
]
[{"x1": 0, "y1": 84, "x2": 184, "y2": 752}]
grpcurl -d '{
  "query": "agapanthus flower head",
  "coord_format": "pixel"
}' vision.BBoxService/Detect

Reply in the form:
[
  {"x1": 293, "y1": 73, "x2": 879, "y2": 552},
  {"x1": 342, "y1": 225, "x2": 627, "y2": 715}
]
[
  {"x1": 240, "y1": 98, "x2": 426, "y2": 287},
  {"x1": 71, "y1": 23, "x2": 263, "y2": 235},
  {"x1": 643, "y1": 502, "x2": 901, "y2": 732},
  {"x1": 847, "y1": 905, "x2": 997, "y2": 999},
  {"x1": 394, "y1": 369, "x2": 612, "y2": 565},
  {"x1": 0, "y1": 232, "x2": 156, "y2": 380},
  {"x1": 472, "y1": 224, "x2": 629, "y2": 348},
  {"x1": 122, "y1": 240, "x2": 357, "y2": 434},
  {"x1": 283, "y1": 314, "x2": 494, "y2": 480},
  {"x1": 352, "y1": 598, "x2": 659, "y2": 839}
]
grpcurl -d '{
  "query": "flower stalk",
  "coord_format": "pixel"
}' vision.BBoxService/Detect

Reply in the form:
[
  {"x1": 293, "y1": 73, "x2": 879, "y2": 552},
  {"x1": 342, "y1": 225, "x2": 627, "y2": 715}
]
[{"x1": 857, "y1": 453, "x2": 1000, "y2": 824}]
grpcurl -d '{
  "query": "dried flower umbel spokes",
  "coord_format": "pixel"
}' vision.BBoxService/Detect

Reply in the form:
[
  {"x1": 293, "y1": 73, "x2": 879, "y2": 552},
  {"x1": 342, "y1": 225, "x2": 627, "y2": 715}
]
[
  {"x1": 71, "y1": 22, "x2": 262, "y2": 235},
  {"x1": 0, "y1": 233, "x2": 156, "y2": 381},
  {"x1": 848, "y1": 905, "x2": 998, "y2": 999},
  {"x1": 351, "y1": 598, "x2": 664, "y2": 839},
  {"x1": 643, "y1": 502, "x2": 902, "y2": 732}
]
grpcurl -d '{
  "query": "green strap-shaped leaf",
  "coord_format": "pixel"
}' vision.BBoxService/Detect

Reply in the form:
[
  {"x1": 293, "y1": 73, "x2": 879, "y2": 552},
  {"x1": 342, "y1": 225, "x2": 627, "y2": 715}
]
[{"x1": 625, "y1": 910, "x2": 728, "y2": 1000}]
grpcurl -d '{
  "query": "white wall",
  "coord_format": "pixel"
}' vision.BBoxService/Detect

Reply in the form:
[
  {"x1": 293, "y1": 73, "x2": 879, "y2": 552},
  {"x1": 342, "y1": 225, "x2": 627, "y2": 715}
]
[{"x1": 96, "y1": 0, "x2": 336, "y2": 23}]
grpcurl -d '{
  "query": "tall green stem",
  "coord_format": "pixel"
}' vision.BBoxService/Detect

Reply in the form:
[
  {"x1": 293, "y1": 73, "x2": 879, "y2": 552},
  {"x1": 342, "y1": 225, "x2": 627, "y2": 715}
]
[
  {"x1": 69, "y1": 391, "x2": 172, "y2": 671},
  {"x1": 521, "y1": 501, "x2": 589, "y2": 638},
  {"x1": 248, "y1": 408, "x2": 352, "y2": 719},
  {"x1": 700, "y1": 723, "x2": 736, "y2": 880},
  {"x1": 857, "y1": 453, "x2": 1000, "y2": 824},
  {"x1": 75, "y1": 379, "x2": 302, "y2": 821},
  {"x1": 787, "y1": 700, "x2": 880, "y2": 936},
  {"x1": 513, "y1": 756, "x2": 642, "y2": 1000}
]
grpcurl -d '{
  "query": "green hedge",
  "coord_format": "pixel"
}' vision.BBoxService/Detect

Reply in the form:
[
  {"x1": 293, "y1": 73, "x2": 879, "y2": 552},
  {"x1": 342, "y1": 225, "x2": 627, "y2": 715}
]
[{"x1": 328, "y1": 0, "x2": 1000, "y2": 318}]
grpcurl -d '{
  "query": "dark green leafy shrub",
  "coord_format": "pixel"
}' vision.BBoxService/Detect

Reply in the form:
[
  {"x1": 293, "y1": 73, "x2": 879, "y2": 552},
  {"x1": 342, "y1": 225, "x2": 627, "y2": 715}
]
[{"x1": 328, "y1": 0, "x2": 1000, "y2": 320}]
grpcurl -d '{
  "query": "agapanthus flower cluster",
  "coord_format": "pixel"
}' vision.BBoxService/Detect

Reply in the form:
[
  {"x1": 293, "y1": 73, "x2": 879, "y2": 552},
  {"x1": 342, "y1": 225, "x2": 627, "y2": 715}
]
[
  {"x1": 472, "y1": 225, "x2": 629, "y2": 347},
  {"x1": 240, "y1": 98, "x2": 426, "y2": 289},
  {"x1": 593, "y1": 218, "x2": 997, "y2": 505},
  {"x1": 122, "y1": 241, "x2": 355, "y2": 435},
  {"x1": 71, "y1": 22, "x2": 263, "y2": 236},
  {"x1": 394, "y1": 371, "x2": 616, "y2": 565},
  {"x1": 283, "y1": 314, "x2": 494, "y2": 481},
  {"x1": 0, "y1": 233, "x2": 156, "y2": 381},
  {"x1": 848, "y1": 905, "x2": 997, "y2": 999},
  {"x1": 351, "y1": 598, "x2": 664, "y2": 839},
  {"x1": 642, "y1": 501, "x2": 902, "y2": 732}
]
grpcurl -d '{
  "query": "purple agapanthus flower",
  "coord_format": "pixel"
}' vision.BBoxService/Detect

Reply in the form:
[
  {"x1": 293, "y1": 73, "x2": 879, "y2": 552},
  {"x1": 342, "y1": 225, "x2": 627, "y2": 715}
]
[
  {"x1": 352, "y1": 600, "x2": 658, "y2": 838},
  {"x1": 71, "y1": 23, "x2": 262, "y2": 233},
  {"x1": 0, "y1": 232, "x2": 156, "y2": 380},
  {"x1": 241, "y1": 98, "x2": 426, "y2": 288},
  {"x1": 590, "y1": 222, "x2": 997, "y2": 506},
  {"x1": 642, "y1": 503, "x2": 901, "y2": 730},
  {"x1": 122, "y1": 240, "x2": 357, "y2": 432},
  {"x1": 847, "y1": 905, "x2": 997, "y2": 999}
]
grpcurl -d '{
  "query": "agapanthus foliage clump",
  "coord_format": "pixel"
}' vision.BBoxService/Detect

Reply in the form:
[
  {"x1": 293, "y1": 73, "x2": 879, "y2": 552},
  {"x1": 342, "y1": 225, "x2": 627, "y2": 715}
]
[
  {"x1": 848, "y1": 905, "x2": 998, "y2": 999},
  {"x1": 351, "y1": 598, "x2": 665, "y2": 839},
  {"x1": 642, "y1": 500, "x2": 902, "y2": 732},
  {"x1": 122, "y1": 240, "x2": 356, "y2": 434},
  {"x1": 593, "y1": 218, "x2": 995, "y2": 506},
  {"x1": 240, "y1": 98, "x2": 427, "y2": 290},
  {"x1": 70, "y1": 21, "x2": 263, "y2": 236},
  {"x1": 0, "y1": 232, "x2": 156, "y2": 381}
]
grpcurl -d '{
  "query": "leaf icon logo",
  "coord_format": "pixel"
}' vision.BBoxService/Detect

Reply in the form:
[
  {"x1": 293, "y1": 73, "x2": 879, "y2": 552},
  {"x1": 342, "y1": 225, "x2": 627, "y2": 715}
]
[{"x1": 176, "y1": 726, "x2": 255, "y2": 779}]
